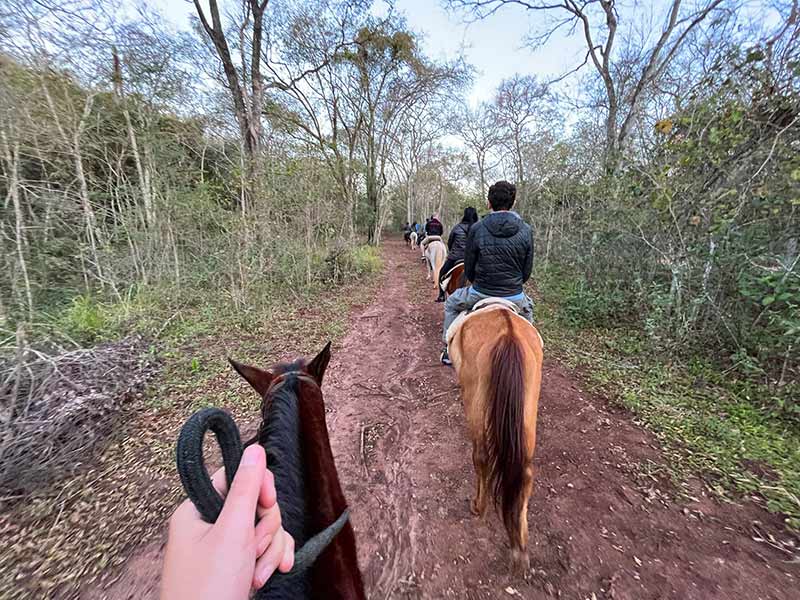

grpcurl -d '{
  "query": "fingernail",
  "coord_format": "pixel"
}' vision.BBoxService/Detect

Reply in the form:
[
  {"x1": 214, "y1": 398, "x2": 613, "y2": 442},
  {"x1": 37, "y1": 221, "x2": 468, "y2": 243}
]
[{"x1": 241, "y1": 445, "x2": 262, "y2": 467}]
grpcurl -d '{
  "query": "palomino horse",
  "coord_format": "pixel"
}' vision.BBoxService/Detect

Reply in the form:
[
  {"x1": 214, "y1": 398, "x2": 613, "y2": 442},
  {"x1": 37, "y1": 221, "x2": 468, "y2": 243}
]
[
  {"x1": 441, "y1": 262, "x2": 467, "y2": 298},
  {"x1": 447, "y1": 304, "x2": 543, "y2": 573},
  {"x1": 410, "y1": 231, "x2": 418, "y2": 249},
  {"x1": 423, "y1": 236, "x2": 447, "y2": 291},
  {"x1": 177, "y1": 343, "x2": 365, "y2": 599}
]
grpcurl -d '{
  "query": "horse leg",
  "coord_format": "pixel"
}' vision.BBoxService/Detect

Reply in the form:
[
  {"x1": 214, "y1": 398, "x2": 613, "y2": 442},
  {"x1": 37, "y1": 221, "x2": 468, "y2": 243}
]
[
  {"x1": 509, "y1": 464, "x2": 534, "y2": 574},
  {"x1": 470, "y1": 440, "x2": 489, "y2": 517}
]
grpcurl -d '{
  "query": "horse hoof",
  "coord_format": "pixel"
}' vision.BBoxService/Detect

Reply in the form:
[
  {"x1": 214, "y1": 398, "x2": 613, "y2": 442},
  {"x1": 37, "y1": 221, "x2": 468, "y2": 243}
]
[
  {"x1": 510, "y1": 549, "x2": 530, "y2": 575},
  {"x1": 470, "y1": 498, "x2": 484, "y2": 516}
]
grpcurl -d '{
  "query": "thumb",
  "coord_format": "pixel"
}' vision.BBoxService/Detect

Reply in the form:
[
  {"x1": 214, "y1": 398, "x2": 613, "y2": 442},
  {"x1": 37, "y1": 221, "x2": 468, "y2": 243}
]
[{"x1": 217, "y1": 444, "x2": 266, "y2": 533}]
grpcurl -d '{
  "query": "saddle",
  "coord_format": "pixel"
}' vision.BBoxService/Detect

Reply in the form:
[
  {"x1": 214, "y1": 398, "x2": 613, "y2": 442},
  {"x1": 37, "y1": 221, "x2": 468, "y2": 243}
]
[{"x1": 471, "y1": 297, "x2": 521, "y2": 313}]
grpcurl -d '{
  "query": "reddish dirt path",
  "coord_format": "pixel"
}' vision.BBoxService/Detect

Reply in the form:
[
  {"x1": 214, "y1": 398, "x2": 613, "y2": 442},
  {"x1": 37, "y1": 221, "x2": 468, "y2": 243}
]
[{"x1": 93, "y1": 239, "x2": 798, "y2": 599}]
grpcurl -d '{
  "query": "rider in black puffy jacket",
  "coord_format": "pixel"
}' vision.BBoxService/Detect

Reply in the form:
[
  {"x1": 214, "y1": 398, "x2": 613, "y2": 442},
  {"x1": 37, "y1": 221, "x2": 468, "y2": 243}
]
[
  {"x1": 440, "y1": 181, "x2": 534, "y2": 365},
  {"x1": 464, "y1": 209, "x2": 533, "y2": 297}
]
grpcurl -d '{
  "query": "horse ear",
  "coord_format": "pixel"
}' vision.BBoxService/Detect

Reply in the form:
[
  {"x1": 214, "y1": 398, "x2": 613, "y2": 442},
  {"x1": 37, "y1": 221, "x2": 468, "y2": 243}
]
[
  {"x1": 228, "y1": 359, "x2": 274, "y2": 397},
  {"x1": 307, "y1": 341, "x2": 332, "y2": 384}
]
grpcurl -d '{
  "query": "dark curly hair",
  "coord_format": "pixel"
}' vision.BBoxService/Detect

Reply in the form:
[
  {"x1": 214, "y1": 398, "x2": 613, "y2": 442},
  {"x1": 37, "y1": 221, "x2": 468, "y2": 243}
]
[{"x1": 488, "y1": 181, "x2": 516, "y2": 211}]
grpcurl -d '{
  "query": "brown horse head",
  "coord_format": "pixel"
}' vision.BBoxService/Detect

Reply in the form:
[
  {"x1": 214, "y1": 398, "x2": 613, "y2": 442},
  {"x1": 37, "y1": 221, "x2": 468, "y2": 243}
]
[
  {"x1": 227, "y1": 342, "x2": 365, "y2": 600},
  {"x1": 228, "y1": 341, "x2": 332, "y2": 398}
]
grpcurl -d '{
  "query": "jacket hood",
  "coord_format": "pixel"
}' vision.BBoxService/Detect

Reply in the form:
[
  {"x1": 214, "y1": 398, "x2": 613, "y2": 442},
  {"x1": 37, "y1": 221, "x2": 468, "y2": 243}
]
[{"x1": 484, "y1": 211, "x2": 521, "y2": 238}]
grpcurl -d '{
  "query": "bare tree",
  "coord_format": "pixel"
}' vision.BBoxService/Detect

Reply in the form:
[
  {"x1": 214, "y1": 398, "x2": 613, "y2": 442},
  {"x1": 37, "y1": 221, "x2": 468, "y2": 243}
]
[
  {"x1": 192, "y1": 0, "x2": 269, "y2": 208},
  {"x1": 265, "y1": 6, "x2": 464, "y2": 243},
  {"x1": 388, "y1": 95, "x2": 441, "y2": 223},
  {"x1": 492, "y1": 74, "x2": 550, "y2": 207},
  {"x1": 455, "y1": 101, "x2": 501, "y2": 196},
  {"x1": 448, "y1": 0, "x2": 731, "y2": 167}
]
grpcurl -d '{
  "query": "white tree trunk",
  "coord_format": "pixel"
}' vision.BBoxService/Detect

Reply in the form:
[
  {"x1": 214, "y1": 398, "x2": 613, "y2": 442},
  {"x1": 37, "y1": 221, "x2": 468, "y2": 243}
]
[{"x1": 1, "y1": 132, "x2": 34, "y2": 318}]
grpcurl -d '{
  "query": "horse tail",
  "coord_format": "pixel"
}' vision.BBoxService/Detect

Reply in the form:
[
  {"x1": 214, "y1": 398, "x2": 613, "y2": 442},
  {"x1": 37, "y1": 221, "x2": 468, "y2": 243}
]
[
  {"x1": 433, "y1": 244, "x2": 445, "y2": 284},
  {"x1": 486, "y1": 329, "x2": 527, "y2": 537}
]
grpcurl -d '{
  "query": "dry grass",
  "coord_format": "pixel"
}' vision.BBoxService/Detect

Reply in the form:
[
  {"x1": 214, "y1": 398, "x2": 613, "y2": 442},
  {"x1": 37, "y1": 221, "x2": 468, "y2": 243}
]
[{"x1": 0, "y1": 337, "x2": 157, "y2": 497}]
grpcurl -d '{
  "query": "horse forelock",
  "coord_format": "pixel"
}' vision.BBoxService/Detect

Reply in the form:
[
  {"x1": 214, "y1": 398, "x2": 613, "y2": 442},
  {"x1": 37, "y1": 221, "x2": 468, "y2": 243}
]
[{"x1": 271, "y1": 358, "x2": 307, "y2": 375}]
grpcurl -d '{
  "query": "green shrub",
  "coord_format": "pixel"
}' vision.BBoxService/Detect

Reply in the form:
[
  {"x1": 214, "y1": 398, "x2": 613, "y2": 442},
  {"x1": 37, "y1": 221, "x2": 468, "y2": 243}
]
[
  {"x1": 325, "y1": 245, "x2": 383, "y2": 283},
  {"x1": 57, "y1": 295, "x2": 112, "y2": 343},
  {"x1": 560, "y1": 280, "x2": 630, "y2": 328}
]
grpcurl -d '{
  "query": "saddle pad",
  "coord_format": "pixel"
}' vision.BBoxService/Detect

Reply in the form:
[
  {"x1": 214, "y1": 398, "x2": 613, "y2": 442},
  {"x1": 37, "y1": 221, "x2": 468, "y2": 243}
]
[
  {"x1": 440, "y1": 263, "x2": 463, "y2": 291},
  {"x1": 446, "y1": 304, "x2": 543, "y2": 350},
  {"x1": 472, "y1": 297, "x2": 519, "y2": 313}
]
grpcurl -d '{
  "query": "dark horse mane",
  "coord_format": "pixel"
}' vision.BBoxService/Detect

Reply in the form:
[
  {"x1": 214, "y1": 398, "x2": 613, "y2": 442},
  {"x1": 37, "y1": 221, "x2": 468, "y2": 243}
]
[{"x1": 255, "y1": 370, "x2": 311, "y2": 599}]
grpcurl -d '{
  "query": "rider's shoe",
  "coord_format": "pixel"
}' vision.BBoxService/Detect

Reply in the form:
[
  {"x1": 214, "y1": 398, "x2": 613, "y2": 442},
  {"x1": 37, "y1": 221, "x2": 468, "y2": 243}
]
[
  {"x1": 435, "y1": 291, "x2": 445, "y2": 303},
  {"x1": 440, "y1": 348, "x2": 452, "y2": 366}
]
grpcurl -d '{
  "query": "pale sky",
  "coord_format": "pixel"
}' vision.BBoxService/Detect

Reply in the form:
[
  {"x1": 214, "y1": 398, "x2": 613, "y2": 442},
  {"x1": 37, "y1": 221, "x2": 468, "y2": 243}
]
[{"x1": 153, "y1": 0, "x2": 584, "y2": 105}]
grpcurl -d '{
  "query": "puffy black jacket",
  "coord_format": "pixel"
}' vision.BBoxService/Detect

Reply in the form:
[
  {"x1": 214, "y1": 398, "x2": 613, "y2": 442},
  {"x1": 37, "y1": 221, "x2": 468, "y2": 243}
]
[
  {"x1": 426, "y1": 218, "x2": 443, "y2": 236},
  {"x1": 447, "y1": 221, "x2": 471, "y2": 261},
  {"x1": 464, "y1": 211, "x2": 533, "y2": 297}
]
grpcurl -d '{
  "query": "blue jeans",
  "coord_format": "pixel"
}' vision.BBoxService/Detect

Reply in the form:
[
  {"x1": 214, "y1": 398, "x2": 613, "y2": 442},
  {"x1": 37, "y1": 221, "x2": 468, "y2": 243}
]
[{"x1": 442, "y1": 287, "x2": 534, "y2": 344}]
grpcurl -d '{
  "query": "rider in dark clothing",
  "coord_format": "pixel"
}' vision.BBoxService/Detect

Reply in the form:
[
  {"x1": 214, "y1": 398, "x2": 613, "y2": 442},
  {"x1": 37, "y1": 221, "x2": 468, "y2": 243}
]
[
  {"x1": 464, "y1": 210, "x2": 533, "y2": 297},
  {"x1": 436, "y1": 207, "x2": 478, "y2": 302},
  {"x1": 426, "y1": 215, "x2": 444, "y2": 237},
  {"x1": 420, "y1": 214, "x2": 444, "y2": 261},
  {"x1": 441, "y1": 181, "x2": 535, "y2": 365}
]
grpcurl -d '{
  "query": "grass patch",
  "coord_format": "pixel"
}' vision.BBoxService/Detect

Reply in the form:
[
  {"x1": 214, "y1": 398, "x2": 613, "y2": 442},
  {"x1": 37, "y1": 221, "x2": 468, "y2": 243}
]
[{"x1": 533, "y1": 275, "x2": 800, "y2": 531}]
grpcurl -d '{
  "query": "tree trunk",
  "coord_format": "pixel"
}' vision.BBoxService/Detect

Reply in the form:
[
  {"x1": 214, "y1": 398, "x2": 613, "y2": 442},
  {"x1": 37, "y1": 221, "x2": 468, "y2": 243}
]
[
  {"x1": 73, "y1": 95, "x2": 105, "y2": 286},
  {"x1": 1, "y1": 133, "x2": 34, "y2": 318},
  {"x1": 113, "y1": 48, "x2": 155, "y2": 228}
]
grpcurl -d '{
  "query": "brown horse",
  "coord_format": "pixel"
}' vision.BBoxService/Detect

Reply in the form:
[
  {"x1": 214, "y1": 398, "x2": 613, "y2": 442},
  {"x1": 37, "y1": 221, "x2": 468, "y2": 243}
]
[
  {"x1": 447, "y1": 305, "x2": 543, "y2": 573},
  {"x1": 441, "y1": 262, "x2": 467, "y2": 297},
  {"x1": 177, "y1": 343, "x2": 365, "y2": 599}
]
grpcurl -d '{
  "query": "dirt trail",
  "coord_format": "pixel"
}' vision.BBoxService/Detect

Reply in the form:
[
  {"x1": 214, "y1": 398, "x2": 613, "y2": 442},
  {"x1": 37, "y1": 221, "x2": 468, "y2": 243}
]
[{"x1": 93, "y1": 239, "x2": 797, "y2": 600}]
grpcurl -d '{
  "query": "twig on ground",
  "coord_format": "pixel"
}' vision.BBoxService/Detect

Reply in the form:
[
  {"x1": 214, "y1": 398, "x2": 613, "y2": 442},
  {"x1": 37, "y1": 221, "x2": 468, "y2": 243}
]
[{"x1": 359, "y1": 423, "x2": 368, "y2": 476}]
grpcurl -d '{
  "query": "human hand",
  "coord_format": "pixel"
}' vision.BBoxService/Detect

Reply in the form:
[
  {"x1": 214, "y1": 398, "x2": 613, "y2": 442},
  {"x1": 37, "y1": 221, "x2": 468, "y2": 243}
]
[{"x1": 161, "y1": 444, "x2": 295, "y2": 600}]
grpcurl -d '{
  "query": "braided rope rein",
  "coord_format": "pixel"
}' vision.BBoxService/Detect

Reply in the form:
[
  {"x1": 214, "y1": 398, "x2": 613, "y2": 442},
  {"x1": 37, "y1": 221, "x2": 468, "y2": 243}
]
[{"x1": 176, "y1": 406, "x2": 350, "y2": 582}]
